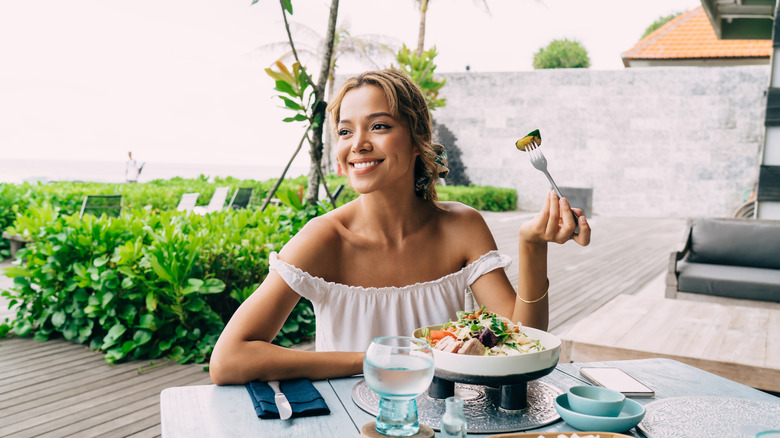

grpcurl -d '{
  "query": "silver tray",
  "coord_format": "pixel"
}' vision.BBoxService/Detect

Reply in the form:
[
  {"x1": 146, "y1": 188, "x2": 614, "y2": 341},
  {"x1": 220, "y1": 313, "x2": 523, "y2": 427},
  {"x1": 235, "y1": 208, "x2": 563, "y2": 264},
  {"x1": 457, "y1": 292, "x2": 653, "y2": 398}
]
[
  {"x1": 351, "y1": 379, "x2": 563, "y2": 433},
  {"x1": 639, "y1": 396, "x2": 780, "y2": 438}
]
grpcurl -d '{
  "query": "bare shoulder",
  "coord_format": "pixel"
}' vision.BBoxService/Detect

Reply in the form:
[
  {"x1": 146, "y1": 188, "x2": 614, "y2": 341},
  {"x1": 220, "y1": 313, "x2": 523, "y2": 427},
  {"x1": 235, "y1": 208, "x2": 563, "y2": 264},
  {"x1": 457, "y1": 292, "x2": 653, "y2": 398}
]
[
  {"x1": 277, "y1": 208, "x2": 345, "y2": 276},
  {"x1": 436, "y1": 201, "x2": 488, "y2": 229},
  {"x1": 435, "y1": 201, "x2": 497, "y2": 262}
]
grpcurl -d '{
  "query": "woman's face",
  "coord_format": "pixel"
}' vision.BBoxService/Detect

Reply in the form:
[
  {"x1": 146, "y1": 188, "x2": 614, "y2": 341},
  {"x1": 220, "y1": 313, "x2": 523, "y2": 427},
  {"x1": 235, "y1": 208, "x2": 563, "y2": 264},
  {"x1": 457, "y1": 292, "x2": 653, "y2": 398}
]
[{"x1": 336, "y1": 85, "x2": 418, "y2": 195}]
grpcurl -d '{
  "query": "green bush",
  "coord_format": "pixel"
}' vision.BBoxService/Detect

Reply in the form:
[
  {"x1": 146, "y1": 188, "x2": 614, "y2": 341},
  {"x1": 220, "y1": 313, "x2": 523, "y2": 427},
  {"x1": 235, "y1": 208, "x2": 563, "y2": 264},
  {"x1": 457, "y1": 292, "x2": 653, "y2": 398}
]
[
  {"x1": 438, "y1": 185, "x2": 517, "y2": 211},
  {"x1": 0, "y1": 183, "x2": 29, "y2": 258},
  {"x1": 0, "y1": 177, "x2": 517, "y2": 363},
  {"x1": 326, "y1": 176, "x2": 517, "y2": 212},
  {"x1": 533, "y1": 39, "x2": 591, "y2": 69},
  {"x1": 1, "y1": 193, "x2": 321, "y2": 363},
  {"x1": 641, "y1": 13, "x2": 681, "y2": 40}
]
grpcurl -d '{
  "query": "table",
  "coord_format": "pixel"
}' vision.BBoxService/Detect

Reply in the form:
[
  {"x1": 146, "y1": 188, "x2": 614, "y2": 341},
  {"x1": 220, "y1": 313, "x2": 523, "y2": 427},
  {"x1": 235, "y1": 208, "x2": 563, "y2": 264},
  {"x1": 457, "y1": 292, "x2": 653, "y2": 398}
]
[
  {"x1": 160, "y1": 359, "x2": 780, "y2": 437},
  {"x1": 559, "y1": 295, "x2": 780, "y2": 392}
]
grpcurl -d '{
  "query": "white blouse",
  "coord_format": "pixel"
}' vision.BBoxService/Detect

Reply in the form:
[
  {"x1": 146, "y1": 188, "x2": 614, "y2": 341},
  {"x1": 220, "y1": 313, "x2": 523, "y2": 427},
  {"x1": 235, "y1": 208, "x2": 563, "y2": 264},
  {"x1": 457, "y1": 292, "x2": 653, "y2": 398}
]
[{"x1": 269, "y1": 250, "x2": 512, "y2": 352}]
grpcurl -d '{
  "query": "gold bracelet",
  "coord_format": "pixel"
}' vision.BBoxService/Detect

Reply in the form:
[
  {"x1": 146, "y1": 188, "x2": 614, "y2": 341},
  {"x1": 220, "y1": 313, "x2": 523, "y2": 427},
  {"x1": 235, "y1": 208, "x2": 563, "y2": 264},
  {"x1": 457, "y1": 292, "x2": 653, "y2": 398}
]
[{"x1": 518, "y1": 278, "x2": 549, "y2": 304}]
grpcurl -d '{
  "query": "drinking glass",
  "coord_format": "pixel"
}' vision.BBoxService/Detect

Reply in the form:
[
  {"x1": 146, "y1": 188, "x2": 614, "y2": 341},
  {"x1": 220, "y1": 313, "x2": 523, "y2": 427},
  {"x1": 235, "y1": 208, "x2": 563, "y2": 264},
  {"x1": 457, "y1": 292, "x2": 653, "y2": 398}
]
[{"x1": 364, "y1": 336, "x2": 435, "y2": 436}]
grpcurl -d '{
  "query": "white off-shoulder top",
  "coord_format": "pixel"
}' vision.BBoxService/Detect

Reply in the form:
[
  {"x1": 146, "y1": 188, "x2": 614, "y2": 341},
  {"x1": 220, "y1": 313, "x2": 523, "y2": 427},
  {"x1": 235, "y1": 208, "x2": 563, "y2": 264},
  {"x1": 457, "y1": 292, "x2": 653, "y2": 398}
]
[{"x1": 269, "y1": 250, "x2": 512, "y2": 352}]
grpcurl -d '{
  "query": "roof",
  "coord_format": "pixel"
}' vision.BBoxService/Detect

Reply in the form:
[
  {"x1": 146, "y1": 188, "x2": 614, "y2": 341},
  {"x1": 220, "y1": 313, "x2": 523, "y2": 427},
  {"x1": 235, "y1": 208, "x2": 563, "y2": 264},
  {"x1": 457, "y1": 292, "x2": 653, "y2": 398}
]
[
  {"x1": 700, "y1": 0, "x2": 775, "y2": 40},
  {"x1": 621, "y1": 6, "x2": 771, "y2": 63}
]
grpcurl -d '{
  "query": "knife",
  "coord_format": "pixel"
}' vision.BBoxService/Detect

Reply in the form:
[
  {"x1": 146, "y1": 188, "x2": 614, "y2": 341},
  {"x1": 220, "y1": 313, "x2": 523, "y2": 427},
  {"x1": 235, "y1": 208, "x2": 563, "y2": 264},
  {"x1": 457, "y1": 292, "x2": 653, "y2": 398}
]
[{"x1": 268, "y1": 380, "x2": 293, "y2": 420}]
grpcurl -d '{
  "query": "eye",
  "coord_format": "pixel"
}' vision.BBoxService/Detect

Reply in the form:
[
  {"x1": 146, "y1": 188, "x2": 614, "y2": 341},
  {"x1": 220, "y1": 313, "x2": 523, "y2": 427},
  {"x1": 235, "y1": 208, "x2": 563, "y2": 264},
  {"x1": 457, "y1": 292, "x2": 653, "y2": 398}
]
[
  {"x1": 372, "y1": 122, "x2": 391, "y2": 131},
  {"x1": 337, "y1": 128, "x2": 351, "y2": 137}
]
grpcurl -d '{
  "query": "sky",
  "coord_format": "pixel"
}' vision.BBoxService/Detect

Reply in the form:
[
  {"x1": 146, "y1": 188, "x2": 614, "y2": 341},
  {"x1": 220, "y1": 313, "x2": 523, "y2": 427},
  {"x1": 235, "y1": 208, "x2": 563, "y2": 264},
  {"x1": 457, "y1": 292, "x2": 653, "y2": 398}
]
[{"x1": 0, "y1": 0, "x2": 701, "y2": 171}]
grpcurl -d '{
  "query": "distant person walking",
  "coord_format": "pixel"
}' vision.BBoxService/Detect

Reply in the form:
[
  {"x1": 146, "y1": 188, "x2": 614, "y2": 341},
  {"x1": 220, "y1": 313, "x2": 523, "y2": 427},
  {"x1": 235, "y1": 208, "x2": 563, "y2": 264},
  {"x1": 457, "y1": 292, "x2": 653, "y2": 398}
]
[{"x1": 125, "y1": 151, "x2": 144, "y2": 183}]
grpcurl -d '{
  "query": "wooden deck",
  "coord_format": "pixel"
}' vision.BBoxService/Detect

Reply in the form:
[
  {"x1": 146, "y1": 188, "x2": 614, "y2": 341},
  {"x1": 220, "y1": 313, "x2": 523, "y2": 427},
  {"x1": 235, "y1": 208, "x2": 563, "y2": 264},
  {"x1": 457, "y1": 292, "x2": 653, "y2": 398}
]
[
  {"x1": 0, "y1": 214, "x2": 687, "y2": 437},
  {"x1": 484, "y1": 212, "x2": 686, "y2": 333},
  {"x1": 559, "y1": 294, "x2": 780, "y2": 393}
]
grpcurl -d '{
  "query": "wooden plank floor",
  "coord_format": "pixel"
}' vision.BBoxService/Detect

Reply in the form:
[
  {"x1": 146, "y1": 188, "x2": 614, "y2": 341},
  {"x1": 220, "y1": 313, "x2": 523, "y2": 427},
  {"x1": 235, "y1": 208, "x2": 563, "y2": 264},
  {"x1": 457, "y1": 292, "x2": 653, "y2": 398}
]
[
  {"x1": 0, "y1": 213, "x2": 686, "y2": 437},
  {"x1": 483, "y1": 212, "x2": 687, "y2": 333}
]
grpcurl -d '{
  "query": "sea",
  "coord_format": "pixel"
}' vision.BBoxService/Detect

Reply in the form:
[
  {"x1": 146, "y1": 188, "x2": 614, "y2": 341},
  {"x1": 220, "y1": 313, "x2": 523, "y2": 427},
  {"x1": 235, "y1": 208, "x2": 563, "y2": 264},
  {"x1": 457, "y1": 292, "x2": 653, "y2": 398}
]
[{"x1": 0, "y1": 159, "x2": 309, "y2": 185}]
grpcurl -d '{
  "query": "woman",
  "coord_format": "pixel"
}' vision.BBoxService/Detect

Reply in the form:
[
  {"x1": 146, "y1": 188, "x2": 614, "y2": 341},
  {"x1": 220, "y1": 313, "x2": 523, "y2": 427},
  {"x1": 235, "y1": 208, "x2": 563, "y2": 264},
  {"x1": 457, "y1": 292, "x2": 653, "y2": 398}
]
[{"x1": 209, "y1": 69, "x2": 590, "y2": 385}]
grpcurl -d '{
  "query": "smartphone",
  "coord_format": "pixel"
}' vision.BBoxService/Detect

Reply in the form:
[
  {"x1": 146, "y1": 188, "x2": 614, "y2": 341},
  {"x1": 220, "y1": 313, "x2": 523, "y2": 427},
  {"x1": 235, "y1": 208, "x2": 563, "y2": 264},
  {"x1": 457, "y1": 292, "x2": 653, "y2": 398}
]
[{"x1": 579, "y1": 367, "x2": 655, "y2": 398}]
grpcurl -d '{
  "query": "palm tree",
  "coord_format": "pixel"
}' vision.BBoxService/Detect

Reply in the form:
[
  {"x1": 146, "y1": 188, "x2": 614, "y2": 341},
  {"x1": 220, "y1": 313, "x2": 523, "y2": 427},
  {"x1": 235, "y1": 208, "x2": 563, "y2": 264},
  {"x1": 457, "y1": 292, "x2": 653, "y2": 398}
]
[
  {"x1": 258, "y1": 21, "x2": 399, "y2": 101},
  {"x1": 259, "y1": 20, "x2": 398, "y2": 172},
  {"x1": 414, "y1": 0, "x2": 491, "y2": 56},
  {"x1": 260, "y1": 0, "x2": 340, "y2": 206}
]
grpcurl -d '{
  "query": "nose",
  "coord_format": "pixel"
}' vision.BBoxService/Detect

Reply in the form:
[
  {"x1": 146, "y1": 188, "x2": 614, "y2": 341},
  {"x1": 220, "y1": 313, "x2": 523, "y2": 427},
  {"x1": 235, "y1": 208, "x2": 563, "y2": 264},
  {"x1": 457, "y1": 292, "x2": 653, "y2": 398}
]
[{"x1": 351, "y1": 129, "x2": 372, "y2": 153}]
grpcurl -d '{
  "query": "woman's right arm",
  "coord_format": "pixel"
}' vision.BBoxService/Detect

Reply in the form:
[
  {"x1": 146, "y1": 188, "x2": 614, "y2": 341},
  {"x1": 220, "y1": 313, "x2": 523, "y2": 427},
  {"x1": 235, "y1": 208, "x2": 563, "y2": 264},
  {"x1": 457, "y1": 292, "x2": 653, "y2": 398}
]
[{"x1": 208, "y1": 218, "x2": 364, "y2": 385}]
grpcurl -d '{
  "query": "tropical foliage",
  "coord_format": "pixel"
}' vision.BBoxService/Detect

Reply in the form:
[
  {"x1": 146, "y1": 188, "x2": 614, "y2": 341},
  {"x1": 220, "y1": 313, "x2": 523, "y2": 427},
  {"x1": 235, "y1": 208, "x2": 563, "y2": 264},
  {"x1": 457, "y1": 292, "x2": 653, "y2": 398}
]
[
  {"x1": 0, "y1": 177, "x2": 516, "y2": 363},
  {"x1": 640, "y1": 12, "x2": 682, "y2": 40},
  {"x1": 256, "y1": 0, "x2": 338, "y2": 206},
  {"x1": 533, "y1": 39, "x2": 591, "y2": 69},
  {"x1": 395, "y1": 44, "x2": 447, "y2": 112},
  {"x1": 1, "y1": 188, "x2": 321, "y2": 363}
]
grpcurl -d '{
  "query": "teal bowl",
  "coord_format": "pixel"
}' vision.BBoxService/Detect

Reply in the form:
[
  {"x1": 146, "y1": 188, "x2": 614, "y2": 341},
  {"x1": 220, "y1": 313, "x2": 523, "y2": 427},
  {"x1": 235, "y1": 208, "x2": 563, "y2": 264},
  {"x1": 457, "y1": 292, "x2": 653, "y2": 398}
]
[
  {"x1": 567, "y1": 385, "x2": 626, "y2": 417},
  {"x1": 555, "y1": 394, "x2": 645, "y2": 433}
]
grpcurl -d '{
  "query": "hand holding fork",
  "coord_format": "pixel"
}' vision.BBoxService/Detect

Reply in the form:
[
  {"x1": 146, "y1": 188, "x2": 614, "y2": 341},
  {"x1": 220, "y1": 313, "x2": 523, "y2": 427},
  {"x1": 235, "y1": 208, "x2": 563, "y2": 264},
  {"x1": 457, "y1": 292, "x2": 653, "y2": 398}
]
[{"x1": 516, "y1": 129, "x2": 580, "y2": 235}]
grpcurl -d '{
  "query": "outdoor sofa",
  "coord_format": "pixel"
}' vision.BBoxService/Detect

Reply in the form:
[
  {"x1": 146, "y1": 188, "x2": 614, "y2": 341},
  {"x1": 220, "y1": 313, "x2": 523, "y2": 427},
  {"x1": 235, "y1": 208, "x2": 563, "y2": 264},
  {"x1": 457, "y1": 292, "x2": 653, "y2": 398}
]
[{"x1": 666, "y1": 217, "x2": 780, "y2": 302}]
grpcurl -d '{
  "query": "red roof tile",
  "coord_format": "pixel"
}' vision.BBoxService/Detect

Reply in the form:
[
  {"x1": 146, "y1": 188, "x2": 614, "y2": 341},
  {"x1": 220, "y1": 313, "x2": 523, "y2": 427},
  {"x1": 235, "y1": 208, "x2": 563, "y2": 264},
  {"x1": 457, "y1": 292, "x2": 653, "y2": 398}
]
[{"x1": 622, "y1": 6, "x2": 771, "y2": 61}]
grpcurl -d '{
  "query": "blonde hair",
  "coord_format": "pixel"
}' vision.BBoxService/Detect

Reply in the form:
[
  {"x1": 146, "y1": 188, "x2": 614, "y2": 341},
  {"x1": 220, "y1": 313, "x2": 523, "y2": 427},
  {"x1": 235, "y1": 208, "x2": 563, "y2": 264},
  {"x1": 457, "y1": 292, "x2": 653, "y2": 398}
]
[{"x1": 327, "y1": 69, "x2": 440, "y2": 204}]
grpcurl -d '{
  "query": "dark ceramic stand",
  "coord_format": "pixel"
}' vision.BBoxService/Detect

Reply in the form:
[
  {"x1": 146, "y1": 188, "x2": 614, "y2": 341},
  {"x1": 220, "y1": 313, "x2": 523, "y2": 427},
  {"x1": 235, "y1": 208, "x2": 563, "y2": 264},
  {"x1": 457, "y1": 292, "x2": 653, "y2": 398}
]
[{"x1": 428, "y1": 376, "x2": 529, "y2": 410}]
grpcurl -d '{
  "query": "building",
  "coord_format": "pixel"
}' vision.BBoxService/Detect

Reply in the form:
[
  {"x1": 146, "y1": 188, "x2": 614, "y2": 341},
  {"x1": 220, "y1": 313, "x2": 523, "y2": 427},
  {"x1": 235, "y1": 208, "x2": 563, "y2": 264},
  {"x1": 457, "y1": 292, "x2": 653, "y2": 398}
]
[{"x1": 621, "y1": 6, "x2": 771, "y2": 68}]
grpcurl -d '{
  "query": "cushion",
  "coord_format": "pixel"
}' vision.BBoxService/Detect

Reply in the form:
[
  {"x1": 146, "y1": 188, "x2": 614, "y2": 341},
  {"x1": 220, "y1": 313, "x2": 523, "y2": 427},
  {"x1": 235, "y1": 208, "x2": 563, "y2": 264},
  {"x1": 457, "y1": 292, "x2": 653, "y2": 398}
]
[
  {"x1": 687, "y1": 218, "x2": 780, "y2": 270},
  {"x1": 677, "y1": 261, "x2": 780, "y2": 302}
]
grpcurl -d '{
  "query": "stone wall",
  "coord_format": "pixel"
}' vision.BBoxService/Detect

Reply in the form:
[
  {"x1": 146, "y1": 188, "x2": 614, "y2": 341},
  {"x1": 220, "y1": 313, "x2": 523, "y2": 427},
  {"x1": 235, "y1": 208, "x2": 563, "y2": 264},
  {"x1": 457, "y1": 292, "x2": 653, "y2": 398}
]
[{"x1": 434, "y1": 66, "x2": 769, "y2": 218}]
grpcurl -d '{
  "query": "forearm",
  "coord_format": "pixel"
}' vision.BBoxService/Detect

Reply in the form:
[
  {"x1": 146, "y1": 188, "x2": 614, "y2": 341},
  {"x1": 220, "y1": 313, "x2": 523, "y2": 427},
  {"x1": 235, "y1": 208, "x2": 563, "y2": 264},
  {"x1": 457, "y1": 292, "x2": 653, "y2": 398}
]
[
  {"x1": 513, "y1": 238, "x2": 549, "y2": 331},
  {"x1": 210, "y1": 340, "x2": 364, "y2": 385}
]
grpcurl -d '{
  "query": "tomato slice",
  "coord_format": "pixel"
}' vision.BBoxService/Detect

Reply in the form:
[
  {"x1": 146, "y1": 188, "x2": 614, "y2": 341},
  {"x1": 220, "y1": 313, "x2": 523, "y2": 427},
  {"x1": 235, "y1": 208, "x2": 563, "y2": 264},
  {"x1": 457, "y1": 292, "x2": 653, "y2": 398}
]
[{"x1": 429, "y1": 330, "x2": 457, "y2": 341}]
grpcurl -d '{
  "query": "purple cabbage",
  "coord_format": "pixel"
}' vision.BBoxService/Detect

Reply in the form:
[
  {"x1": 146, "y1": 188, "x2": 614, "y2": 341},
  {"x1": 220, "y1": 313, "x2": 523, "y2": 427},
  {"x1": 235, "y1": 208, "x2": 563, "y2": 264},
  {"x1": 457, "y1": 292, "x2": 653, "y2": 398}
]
[{"x1": 477, "y1": 328, "x2": 498, "y2": 348}]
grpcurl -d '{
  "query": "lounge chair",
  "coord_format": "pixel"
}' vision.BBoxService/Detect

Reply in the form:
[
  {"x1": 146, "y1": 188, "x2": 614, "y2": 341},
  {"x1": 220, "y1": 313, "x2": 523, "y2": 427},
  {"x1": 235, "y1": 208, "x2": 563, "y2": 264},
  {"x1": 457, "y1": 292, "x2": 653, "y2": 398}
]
[
  {"x1": 176, "y1": 193, "x2": 200, "y2": 213},
  {"x1": 192, "y1": 187, "x2": 229, "y2": 215},
  {"x1": 227, "y1": 187, "x2": 254, "y2": 210},
  {"x1": 332, "y1": 184, "x2": 345, "y2": 202},
  {"x1": 79, "y1": 195, "x2": 122, "y2": 219}
]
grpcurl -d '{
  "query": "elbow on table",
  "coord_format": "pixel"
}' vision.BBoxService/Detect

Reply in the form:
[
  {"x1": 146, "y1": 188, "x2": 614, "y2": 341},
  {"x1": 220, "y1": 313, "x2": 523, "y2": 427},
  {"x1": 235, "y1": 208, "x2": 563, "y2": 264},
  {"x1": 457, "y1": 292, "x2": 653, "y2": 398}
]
[
  {"x1": 209, "y1": 349, "x2": 280, "y2": 385},
  {"x1": 209, "y1": 353, "x2": 257, "y2": 386},
  {"x1": 209, "y1": 355, "x2": 236, "y2": 386}
]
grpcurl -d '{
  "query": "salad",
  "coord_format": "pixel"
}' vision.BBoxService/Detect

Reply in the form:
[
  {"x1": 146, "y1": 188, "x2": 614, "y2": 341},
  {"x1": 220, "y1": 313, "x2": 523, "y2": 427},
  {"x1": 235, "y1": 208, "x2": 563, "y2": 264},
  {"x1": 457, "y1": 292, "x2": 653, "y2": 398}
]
[{"x1": 418, "y1": 307, "x2": 544, "y2": 356}]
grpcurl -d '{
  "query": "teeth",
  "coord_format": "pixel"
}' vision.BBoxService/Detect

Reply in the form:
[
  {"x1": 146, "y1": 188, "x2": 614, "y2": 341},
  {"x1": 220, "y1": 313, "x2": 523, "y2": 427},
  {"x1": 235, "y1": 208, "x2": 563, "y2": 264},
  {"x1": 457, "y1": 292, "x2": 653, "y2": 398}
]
[{"x1": 353, "y1": 161, "x2": 380, "y2": 169}]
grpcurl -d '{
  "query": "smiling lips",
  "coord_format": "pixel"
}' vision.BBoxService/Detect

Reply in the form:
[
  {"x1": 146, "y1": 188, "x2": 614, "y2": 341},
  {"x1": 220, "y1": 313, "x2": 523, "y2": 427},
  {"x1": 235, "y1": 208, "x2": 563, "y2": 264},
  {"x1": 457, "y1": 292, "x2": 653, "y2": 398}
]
[{"x1": 351, "y1": 160, "x2": 383, "y2": 169}]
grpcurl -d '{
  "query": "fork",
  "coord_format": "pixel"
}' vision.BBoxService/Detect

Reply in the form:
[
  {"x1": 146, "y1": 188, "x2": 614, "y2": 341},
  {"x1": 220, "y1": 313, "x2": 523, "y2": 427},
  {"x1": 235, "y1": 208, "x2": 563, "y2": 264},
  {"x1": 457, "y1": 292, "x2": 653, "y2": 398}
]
[{"x1": 520, "y1": 133, "x2": 580, "y2": 234}]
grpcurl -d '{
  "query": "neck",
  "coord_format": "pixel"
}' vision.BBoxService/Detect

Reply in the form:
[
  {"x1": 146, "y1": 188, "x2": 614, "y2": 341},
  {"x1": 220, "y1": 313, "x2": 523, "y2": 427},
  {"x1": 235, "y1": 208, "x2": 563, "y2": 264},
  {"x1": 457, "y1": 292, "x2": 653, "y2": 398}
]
[{"x1": 352, "y1": 189, "x2": 435, "y2": 246}]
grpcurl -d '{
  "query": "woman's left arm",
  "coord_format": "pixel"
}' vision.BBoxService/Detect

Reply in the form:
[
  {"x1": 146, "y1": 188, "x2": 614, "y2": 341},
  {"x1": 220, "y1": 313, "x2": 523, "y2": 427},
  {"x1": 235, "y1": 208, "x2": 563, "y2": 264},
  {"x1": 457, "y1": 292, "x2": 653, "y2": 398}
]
[{"x1": 467, "y1": 191, "x2": 591, "y2": 331}]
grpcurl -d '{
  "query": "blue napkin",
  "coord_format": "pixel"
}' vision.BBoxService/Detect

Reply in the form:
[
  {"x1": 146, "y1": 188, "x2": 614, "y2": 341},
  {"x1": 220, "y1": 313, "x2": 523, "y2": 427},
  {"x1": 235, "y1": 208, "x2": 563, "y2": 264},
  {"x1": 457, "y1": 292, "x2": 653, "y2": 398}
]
[{"x1": 245, "y1": 379, "x2": 330, "y2": 419}]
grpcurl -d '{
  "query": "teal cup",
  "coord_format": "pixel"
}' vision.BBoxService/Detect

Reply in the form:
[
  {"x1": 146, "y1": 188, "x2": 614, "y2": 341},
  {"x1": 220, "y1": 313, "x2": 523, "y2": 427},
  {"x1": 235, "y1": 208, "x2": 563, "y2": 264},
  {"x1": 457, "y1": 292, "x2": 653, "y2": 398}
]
[{"x1": 567, "y1": 385, "x2": 626, "y2": 417}]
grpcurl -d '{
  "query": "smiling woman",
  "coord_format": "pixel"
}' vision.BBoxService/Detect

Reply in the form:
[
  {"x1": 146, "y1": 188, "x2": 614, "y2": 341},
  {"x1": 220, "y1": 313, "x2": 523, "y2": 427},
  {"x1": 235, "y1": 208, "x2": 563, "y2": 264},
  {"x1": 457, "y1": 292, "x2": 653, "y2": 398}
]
[
  {"x1": 334, "y1": 82, "x2": 418, "y2": 200},
  {"x1": 208, "y1": 68, "x2": 590, "y2": 385}
]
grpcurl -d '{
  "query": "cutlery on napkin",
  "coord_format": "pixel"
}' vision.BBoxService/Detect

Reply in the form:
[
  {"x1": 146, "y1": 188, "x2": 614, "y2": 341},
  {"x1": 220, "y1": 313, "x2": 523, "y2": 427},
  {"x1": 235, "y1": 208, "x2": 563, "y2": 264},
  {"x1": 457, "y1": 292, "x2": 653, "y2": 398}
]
[
  {"x1": 268, "y1": 380, "x2": 293, "y2": 420},
  {"x1": 245, "y1": 378, "x2": 330, "y2": 419}
]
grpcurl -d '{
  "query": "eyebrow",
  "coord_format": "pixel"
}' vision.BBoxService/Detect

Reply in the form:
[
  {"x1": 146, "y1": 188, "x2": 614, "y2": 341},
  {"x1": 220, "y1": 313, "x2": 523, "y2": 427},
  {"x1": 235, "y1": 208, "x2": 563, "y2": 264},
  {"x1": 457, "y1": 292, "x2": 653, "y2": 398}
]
[{"x1": 338, "y1": 112, "x2": 394, "y2": 125}]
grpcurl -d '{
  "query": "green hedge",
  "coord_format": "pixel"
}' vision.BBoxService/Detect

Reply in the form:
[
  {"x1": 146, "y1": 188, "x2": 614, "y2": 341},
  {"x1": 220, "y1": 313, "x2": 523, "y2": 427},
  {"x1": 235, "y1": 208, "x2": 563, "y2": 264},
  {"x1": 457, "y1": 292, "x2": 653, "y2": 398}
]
[
  {"x1": 1, "y1": 197, "x2": 324, "y2": 363},
  {"x1": 325, "y1": 177, "x2": 518, "y2": 211},
  {"x1": 0, "y1": 177, "x2": 517, "y2": 364},
  {"x1": 438, "y1": 185, "x2": 517, "y2": 211},
  {"x1": 0, "y1": 177, "x2": 516, "y2": 257},
  {"x1": 0, "y1": 176, "x2": 320, "y2": 258}
]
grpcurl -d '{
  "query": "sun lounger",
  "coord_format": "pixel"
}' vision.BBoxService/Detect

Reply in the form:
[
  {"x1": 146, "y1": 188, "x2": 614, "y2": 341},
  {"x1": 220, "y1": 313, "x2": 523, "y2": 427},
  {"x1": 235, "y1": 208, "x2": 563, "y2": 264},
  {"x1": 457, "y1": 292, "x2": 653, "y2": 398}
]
[
  {"x1": 227, "y1": 187, "x2": 254, "y2": 210},
  {"x1": 192, "y1": 187, "x2": 229, "y2": 215},
  {"x1": 176, "y1": 193, "x2": 200, "y2": 213},
  {"x1": 79, "y1": 195, "x2": 122, "y2": 219}
]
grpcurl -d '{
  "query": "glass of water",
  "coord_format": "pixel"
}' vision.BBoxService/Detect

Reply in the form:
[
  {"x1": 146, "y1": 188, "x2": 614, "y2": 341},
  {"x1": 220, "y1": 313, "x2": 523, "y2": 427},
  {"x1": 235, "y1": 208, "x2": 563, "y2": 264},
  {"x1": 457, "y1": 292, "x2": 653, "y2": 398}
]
[{"x1": 364, "y1": 336, "x2": 435, "y2": 436}]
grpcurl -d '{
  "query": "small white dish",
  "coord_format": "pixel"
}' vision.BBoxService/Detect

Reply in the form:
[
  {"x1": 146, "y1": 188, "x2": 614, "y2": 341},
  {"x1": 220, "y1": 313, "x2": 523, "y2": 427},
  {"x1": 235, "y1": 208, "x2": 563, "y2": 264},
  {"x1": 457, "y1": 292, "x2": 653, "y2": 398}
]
[{"x1": 555, "y1": 393, "x2": 645, "y2": 433}]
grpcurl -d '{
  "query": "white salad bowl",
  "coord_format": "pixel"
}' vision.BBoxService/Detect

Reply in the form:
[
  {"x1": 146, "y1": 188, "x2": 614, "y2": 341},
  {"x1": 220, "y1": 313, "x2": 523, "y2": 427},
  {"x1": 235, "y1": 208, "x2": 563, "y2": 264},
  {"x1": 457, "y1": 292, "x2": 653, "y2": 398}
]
[{"x1": 412, "y1": 325, "x2": 561, "y2": 384}]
